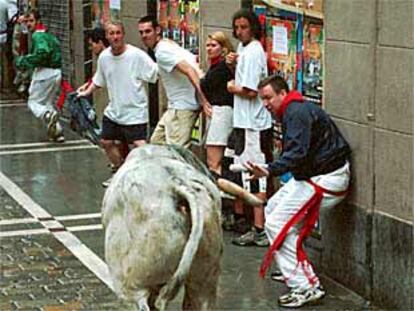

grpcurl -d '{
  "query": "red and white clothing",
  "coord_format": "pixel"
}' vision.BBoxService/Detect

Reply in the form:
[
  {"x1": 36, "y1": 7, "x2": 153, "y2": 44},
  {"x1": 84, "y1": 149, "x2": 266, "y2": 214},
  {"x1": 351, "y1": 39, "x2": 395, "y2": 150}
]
[
  {"x1": 258, "y1": 90, "x2": 352, "y2": 291},
  {"x1": 263, "y1": 161, "x2": 350, "y2": 290}
]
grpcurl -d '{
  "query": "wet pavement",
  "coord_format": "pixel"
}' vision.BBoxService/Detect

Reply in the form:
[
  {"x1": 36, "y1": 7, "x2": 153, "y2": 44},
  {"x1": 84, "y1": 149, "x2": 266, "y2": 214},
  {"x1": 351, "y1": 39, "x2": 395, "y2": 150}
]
[{"x1": 0, "y1": 92, "x2": 368, "y2": 310}]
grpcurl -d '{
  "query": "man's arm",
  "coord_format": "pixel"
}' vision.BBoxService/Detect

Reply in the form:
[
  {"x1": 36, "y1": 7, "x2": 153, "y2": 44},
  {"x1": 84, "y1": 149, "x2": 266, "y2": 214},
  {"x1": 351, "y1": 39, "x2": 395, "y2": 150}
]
[
  {"x1": 138, "y1": 50, "x2": 158, "y2": 84},
  {"x1": 77, "y1": 82, "x2": 100, "y2": 98},
  {"x1": 15, "y1": 34, "x2": 50, "y2": 70},
  {"x1": 175, "y1": 60, "x2": 212, "y2": 117},
  {"x1": 268, "y1": 112, "x2": 312, "y2": 176},
  {"x1": 227, "y1": 79, "x2": 258, "y2": 99}
]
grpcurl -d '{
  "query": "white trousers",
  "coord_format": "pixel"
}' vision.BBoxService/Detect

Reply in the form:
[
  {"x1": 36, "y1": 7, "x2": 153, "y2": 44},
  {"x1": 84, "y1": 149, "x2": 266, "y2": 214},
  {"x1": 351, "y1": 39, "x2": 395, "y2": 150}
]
[
  {"x1": 27, "y1": 73, "x2": 61, "y2": 119},
  {"x1": 264, "y1": 162, "x2": 350, "y2": 290},
  {"x1": 233, "y1": 129, "x2": 267, "y2": 193}
]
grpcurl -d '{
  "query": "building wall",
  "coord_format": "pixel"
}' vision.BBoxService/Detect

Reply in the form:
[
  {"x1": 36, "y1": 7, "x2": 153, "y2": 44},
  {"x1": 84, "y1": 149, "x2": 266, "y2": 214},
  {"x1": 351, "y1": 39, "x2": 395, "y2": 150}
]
[
  {"x1": 37, "y1": 2, "x2": 70, "y2": 80},
  {"x1": 323, "y1": 0, "x2": 413, "y2": 309},
  {"x1": 199, "y1": 1, "x2": 243, "y2": 71}
]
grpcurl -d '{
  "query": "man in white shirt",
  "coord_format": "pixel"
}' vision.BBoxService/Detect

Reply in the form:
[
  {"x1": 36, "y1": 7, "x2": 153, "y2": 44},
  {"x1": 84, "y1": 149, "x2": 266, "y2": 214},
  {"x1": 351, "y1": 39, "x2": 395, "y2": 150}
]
[
  {"x1": 138, "y1": 15, "x2": 211, "y2": 149},
  {"x1": 78, "y1": 22, "x2": 158, "y2": 187},
  {"x1": 226, "y1": 9, "x2": 273, "y2": 247}
]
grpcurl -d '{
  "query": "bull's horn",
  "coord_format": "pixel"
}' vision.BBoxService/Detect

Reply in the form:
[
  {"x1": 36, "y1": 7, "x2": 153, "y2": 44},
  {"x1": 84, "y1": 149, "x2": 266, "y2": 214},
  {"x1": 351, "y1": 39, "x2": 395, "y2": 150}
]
[{"x1": 216, "y1": 178, "x2": 264, "y2": 206}]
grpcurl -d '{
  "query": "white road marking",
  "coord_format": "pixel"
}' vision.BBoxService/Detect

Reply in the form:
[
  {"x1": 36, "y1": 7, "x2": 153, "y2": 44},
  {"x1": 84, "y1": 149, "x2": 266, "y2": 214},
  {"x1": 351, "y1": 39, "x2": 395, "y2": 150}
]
[
  {"x1": 67, "y1": 224, "x2": 103, "y2": 232},
  {"x1": 0, "y1": 171, "x2": 113, "y2": 291},
  {"x1": 54, "y1": 231, "x2": 112, "y2": 290},
  {"x1": 55, "y1": 212, "x2": 101, "y2": 221},
  {"x1": 0, "y1": 172, "x2": 52, "y2": 219},
  {"x1": 0, "y1": 144, "x2": 98, "y2": 156},
  {"x1": 0, "y1": 212, "x2": 102, "y2": 226},
  {"x1": 0, "y1": 228, "x2": 49, "y2": 237},
  {"x1": 0, "y1": 224, "x2": 104, "y2": 236},
  {"x1": 0, "y1": 217, "x2": 38, "y2": 226},
  {"x1": 0, "y1": 139, "x2": 89, "y2": 150},
  {"x1": 0, "y1": 103, "x2": 27, "y2": 108}
]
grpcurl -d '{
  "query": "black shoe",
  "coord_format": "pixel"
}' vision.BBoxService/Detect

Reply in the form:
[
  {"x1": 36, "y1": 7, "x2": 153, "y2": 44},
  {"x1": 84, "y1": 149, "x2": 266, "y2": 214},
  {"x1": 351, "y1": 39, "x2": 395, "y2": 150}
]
[{"x1": 271, "y1": 269, "x2": 284, "y2": 282}]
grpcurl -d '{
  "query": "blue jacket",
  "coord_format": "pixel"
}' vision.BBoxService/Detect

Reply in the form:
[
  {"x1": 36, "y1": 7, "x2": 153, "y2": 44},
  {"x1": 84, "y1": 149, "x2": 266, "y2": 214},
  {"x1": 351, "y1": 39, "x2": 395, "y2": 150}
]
[{"x1": 268, "y1": 100, "x2": 351, "y2": 180}]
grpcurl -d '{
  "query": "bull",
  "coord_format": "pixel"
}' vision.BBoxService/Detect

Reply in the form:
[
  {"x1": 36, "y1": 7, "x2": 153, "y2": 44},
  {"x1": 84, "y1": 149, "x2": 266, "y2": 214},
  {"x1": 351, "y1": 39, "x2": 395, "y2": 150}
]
[{"x1": 102, "y1": 144, "x2": 262, "y2": 310}]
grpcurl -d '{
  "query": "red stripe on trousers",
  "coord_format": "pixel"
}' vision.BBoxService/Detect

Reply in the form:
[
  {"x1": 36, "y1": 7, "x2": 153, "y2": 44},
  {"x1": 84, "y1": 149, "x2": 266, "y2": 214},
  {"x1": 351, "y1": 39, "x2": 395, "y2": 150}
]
[{"x1": 259, "y1": 179, "x2": 348, "y2": 281}]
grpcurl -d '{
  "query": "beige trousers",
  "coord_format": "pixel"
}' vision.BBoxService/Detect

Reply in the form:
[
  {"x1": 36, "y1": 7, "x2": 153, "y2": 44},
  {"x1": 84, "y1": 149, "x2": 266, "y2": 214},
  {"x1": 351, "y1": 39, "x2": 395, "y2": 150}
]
[{"x1": 150, "y1": 108, "x2": 199, "y2": 149}]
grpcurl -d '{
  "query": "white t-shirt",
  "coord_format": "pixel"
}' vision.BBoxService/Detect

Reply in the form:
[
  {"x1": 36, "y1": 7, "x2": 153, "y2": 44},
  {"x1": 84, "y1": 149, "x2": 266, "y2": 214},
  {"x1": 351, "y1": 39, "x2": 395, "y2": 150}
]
[
  {"x1": 93, "y1": 44, "x2": 158, "y2": 125},
  {"x1": 233, "y1": 40, "x2": 272, "y2": 130},
  {"x1": 154, "y1": 39, "x2": 199, "y2": 111}
]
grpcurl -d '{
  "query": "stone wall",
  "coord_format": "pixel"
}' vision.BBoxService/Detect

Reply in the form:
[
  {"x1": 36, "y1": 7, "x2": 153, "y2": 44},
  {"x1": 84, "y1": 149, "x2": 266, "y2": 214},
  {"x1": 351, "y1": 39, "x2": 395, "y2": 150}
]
[{"x1": 323, "y1": 0, "x2": 413, "y2": 309}]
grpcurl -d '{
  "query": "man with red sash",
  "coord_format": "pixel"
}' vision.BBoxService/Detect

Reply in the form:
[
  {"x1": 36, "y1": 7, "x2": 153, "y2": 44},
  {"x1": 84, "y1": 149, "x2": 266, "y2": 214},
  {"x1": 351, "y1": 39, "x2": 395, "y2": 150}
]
[
  {"x1": 15, "y1": 9, "x2": 64, "y2": 142},
  {"x1": 244, "y1": 74, "x2": 351, "y2": 308}
]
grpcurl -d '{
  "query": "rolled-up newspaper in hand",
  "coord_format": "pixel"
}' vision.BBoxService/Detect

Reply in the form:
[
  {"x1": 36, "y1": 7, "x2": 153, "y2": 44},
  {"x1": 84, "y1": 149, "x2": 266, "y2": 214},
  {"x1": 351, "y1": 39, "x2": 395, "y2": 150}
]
[{"x1": 229, "y1": 163, "x2": 268, "y2": 172}]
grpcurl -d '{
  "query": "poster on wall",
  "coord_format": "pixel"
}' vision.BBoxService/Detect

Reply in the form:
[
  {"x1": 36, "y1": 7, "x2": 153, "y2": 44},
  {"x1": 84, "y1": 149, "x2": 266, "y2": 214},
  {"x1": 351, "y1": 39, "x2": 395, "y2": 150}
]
[
  {"x1": 158, "y1": 0, "x2": 169, "y2": 38},
  {"x1": 303, "y1": 21, "x2": 323, "y2": 101},
  {"x1": 253, "y1": 5, "x2": 267, "y2": 49},
  {"x1": 93, "y1": 0, "x2": 120, "y2": 28},
  {"x1": 168, "y1": 0, "x2": 182, "y2": 44},
  {"x1": 183, "y1": 0, "x2": 199, "y2": 55},
  {"x1": 266, "y1": 18, "x2": 298, "y2": 90},
  {"x1": 109, "y1": 0, "x2": 120, "y2": 10},
  {"x1": 157, "y1": 0, "x2": 200, "y2": 56}
]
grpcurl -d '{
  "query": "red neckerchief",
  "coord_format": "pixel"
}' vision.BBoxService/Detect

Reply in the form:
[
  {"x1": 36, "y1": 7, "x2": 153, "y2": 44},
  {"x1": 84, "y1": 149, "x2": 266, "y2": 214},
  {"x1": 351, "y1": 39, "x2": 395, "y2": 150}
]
[
  {"x1": 209, "y1": 55, "x2": 223, "y2": 67},
  {"x1": 34, "y1": 23, "x2": 47, "y2": 32},
  {"x1": 276, "y1": 90, "x2": 304, "y2": 120}
]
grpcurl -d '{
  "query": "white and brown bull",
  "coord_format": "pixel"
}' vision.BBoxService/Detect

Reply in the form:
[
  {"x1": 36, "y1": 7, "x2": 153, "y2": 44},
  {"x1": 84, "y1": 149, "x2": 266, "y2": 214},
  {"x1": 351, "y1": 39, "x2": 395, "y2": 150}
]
[{"x1": 102, "y1": 144, "x2": 262, "y2": 311}]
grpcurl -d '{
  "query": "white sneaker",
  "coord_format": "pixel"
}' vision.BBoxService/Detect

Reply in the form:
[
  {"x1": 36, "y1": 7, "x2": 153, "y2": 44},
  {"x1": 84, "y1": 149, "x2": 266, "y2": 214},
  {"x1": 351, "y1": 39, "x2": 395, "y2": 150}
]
[
  {"x1": 44, "y1": 111, "x2": 59, "y2": 139},
  {"x1": 278, "y1": 285, "x2": 326, "y2": 308},
  {"x1": 102, "y1": 176, "x2": 113, "y2": 188},
  {"x1": 54, "y1": 135, "x2": 65, "y2": 143}
]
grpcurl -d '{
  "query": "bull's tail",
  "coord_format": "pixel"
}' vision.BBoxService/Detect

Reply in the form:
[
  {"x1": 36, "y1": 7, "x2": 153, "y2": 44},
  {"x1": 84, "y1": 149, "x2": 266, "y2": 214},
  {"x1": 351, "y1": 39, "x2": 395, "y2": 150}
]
[{"x1": 155, "y1": 181, "x2": 205, "y2": 311}]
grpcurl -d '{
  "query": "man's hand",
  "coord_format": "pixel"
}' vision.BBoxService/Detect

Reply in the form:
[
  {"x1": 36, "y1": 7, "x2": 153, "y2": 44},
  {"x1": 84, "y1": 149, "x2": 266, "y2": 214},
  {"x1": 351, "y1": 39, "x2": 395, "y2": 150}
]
[
  {"x1": 202, "y1": 99, "x2": 212, "y2": 118},
  {"x1": 76, "y1": 90, "x2": 88, "y2": 98},
  {"x1": 244, "y1": 161, "x2": 270, "y2": 180},
  {"x1": 77, "y1": 82, "x2": 89, "y2": 93},
  {"x1": 227, "y1": 79, "x2": 236, "y2": 94},
  {"x1": 76, "y1": 82, "x2": 98, "y2": 98},
  {"x1": 225, "y1": 52, "x2": 238, "y2": 66},
  {"x1": 17, "y1": 15, "x2": 26, "y2": 24}
]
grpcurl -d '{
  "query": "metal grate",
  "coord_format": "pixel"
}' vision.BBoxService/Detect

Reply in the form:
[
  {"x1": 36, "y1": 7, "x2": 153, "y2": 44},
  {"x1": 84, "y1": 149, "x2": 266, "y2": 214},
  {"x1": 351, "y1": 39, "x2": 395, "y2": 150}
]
[{"x1": 37, "y1": 1, "x2": 71, "y2": 81}]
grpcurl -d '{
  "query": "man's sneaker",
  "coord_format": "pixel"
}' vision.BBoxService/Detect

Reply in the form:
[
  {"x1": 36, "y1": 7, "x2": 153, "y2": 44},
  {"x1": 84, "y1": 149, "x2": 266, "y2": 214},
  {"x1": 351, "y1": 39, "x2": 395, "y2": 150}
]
[
  {"x1": 44, "y1": 110, "x2": 59, "y2": 139},
  {"x1": 17, "y1": 83, "x2": 27, "y2": 94},
  {"x1": 102, "y1": 176, "x2": 113, "y2": 188},
  {"x1": 54, "y1": 135, "x2": 65, "y2": 143},
  {"x1": 232, "y1": 228, "x2": 269, "y2": 247},
  {"x1": 271, "y1": 269, "x2": 284, "y2": 282},
  {"x1": 278, "y1": 285, "x2": 326, "y2": 308},
  {"x1": 233, "y1": 217, "x2": 250, "y2": 234}
]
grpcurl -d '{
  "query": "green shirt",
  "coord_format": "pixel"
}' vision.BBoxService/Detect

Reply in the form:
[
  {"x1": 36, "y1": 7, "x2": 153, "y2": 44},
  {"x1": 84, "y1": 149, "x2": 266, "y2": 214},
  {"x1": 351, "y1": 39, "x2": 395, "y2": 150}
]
[{"x1": 16, "y1": 30, "x2": 61, "y2": 70}]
